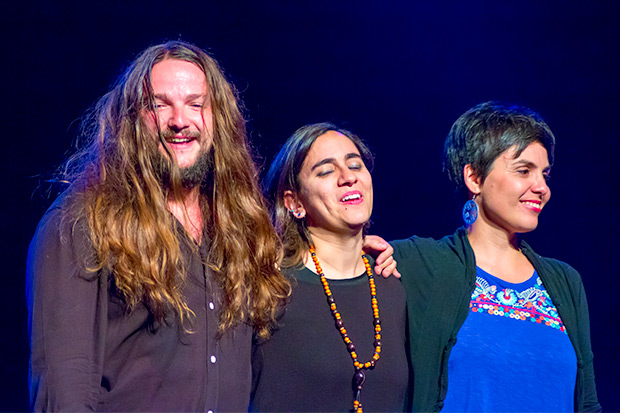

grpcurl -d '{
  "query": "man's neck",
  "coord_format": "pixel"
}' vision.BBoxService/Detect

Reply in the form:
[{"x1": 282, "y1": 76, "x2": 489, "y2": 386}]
[{"x1": 167, "y1": 187, "x2": 204, "y2": 243}]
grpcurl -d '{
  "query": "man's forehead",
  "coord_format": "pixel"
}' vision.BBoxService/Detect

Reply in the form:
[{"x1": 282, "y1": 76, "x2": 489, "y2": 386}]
[
  {"x1": 151, "y1": 59, "x2": 205, "y2": 77},
  {"x1": 150, "y1": 59, "x2": 208, "y2": 92}
]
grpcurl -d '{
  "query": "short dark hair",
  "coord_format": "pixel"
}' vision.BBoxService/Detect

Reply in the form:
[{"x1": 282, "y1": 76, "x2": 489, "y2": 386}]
[
  {"x1": 443, "y1": 101, "x2": 555, "y2": 195},
  {"x1": 264, "y1": 122, "x2": 374, "y2": 268}
]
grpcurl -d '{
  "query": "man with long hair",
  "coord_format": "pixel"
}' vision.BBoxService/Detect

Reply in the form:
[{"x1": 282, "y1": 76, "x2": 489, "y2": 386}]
[{"x1": 27, "y1": 41, "x2": 290, "y2": 411}]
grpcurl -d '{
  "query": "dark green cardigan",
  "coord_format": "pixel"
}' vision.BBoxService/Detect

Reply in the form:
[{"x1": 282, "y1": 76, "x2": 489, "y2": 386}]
[{"x1": 393, "y1": 228, "x2": 601, "y2": 412}]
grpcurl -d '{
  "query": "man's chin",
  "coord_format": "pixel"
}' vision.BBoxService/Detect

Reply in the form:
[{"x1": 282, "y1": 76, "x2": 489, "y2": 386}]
[
  {"x1": 154, "y1": 149, "x2": 213, "y2": 190},
  {"x1": 179, "y1": 151, "x2": 213, "y2": 189}
]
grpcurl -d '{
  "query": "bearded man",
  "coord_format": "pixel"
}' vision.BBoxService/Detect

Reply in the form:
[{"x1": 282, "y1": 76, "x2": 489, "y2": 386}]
[{"x1": 26, "y1": 41, "x2": 290, "y2": 412}]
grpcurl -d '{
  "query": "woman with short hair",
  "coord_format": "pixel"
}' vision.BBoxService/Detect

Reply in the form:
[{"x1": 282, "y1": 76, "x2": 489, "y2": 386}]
[{"x1": 394, "y1": 102, "x2": 600, "y2": 412}]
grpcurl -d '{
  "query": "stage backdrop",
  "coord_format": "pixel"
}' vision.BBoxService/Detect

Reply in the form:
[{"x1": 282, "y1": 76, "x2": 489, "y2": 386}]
[{"x1": 3, "y1": 1, "x2": 619, "y2": 411}]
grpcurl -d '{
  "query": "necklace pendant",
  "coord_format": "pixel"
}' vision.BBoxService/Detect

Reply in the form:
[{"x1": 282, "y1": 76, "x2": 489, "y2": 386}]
[
  {"x1": 352, "y1": 370, "x2": 366, "y2": 391},
  {"x1": 353, "y1": 372, "x2": 364, "y2": 413}
]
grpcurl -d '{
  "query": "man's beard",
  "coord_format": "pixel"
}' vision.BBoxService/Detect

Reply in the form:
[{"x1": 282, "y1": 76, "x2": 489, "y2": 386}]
[
  {"x1": 177, "y1": 148, "x2": 213, "y2": 189},
  {"x1": 152, "y1": 131, "x2": 214, "y2": 190}
]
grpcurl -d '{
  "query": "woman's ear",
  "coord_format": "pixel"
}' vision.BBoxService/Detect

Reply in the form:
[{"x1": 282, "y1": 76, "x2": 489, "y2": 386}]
[
  {"x1": 284, "y1": 190, "x2": 306, "y2": 219},
  {"x1": 463, "y1": 164, "x2": 482, "y2": 195}
]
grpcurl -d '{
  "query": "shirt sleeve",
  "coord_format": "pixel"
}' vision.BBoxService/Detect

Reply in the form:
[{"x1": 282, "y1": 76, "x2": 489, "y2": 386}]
[
  {"x1": 568, "y1": 267, "x2": 601, "y2": 413},
  {"x1": 27, "y1": 207, "x2": 107, "y2": 411}
]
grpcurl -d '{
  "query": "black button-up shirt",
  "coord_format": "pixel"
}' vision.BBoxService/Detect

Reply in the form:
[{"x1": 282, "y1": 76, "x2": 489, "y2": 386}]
[{"x1": 27, "y1": 194, "x2": 252, "y2": 411}]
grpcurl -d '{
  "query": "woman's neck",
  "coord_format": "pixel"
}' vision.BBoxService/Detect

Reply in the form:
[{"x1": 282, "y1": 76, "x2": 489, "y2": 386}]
[
  {"x1": 467, "y1": 220, "x2": 533, "y2": 283},
  {"x1": 468, "y1": 219, "x2": 518, "y2": 253},
  {"x1": 304, "y1": 229, "x2": 366, "y2": 280}
]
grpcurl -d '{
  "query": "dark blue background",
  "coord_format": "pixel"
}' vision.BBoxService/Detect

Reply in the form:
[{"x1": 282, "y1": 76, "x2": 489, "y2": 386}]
[{"x1": 3, "y1": 1, "x2": 619, "y2": 411}]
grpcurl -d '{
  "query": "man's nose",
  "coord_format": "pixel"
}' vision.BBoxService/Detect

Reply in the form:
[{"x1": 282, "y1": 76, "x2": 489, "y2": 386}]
[{"x1": 168, "y1": 107, "x2": 190, "y2": 131}]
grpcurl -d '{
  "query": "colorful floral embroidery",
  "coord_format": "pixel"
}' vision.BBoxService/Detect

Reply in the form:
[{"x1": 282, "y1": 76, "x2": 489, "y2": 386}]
[{"x1": 470, "y1": 276, "x2": 567, "y2": 333}]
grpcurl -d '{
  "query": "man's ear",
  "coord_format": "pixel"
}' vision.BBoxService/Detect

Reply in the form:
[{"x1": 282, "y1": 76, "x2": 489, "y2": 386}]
[
  {"x1": 463, "y1": 164, "x2": 482, "y2": 195},
  {"x1": 284, "y1": 190, "x2": 306, "y2": 219}
]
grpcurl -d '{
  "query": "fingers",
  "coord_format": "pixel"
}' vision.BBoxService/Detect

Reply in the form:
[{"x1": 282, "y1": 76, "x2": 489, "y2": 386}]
[
  {"x1": 374, "y1": 257, "x2": 400, "y2": 278},
  {"x1": 363, "y1": 235, "x2": 399, "y2": 277},
  {"x1": 362, "y1": 236, "x2": 390, "y2": 263},
  {"x1": 372, "y1": 242, "x2": 394, "y2": 266}
]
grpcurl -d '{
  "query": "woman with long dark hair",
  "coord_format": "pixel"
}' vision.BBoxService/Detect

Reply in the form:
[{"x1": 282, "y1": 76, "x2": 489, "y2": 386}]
[{"x1": 251, "y1": 123, "x2": 409, "y2": 412}]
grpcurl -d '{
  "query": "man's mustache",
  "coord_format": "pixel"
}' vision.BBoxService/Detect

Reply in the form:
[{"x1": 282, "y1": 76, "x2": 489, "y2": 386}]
[{"x1": 160, "y1": 129, "x2": 202, "y2": 140}]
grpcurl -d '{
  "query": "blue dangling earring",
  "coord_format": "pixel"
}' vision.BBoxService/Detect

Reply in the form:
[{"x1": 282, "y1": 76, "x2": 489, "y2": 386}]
[{"x1": 462, "y1": 195, "x2": 478, "y2": 226}]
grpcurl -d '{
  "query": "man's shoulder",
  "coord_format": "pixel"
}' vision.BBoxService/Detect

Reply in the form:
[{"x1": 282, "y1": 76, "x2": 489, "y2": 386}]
[{"x1": 31, "y1": 187, "x2": 87, "y2": 247}]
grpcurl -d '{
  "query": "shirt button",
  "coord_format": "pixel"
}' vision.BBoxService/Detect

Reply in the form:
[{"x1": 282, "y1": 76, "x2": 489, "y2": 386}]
[
  {"x1": 210, "y1": 355, "x2": 217, "y2": 364},
  {"x1": 209, "y1": 302, "x2": 215, "y2": 310}
]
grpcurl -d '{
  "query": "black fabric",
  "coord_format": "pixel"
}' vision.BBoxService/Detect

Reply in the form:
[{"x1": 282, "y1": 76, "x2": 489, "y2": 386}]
[
  {"x1": 251, "y1": 265, "x2": 410, "y2": 412},
  {"x1": 27, "y1": 192, "x2": 252, "y2": 412},
  {"x1": 393, "y1": 227, "x2": 601, "y2": 413}
]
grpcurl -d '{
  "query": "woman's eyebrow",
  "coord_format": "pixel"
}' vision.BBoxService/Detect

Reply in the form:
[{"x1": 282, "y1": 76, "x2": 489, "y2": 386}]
[
  {"x1": 311, "y1": 158, "x2": 335, "y2": 171},
  {"x1": 311, "y1": 153, "x2": 361, "y2": 171}
]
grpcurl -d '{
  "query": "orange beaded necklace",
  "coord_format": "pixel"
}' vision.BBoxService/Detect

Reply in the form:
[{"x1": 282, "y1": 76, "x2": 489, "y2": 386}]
[{"x1": 309, "y1": 244, "x2": 382, "y2": 413}]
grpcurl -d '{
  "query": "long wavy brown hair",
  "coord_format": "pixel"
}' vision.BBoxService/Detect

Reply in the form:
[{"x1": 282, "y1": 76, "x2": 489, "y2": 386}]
[{"x1": 61, "y1": 41, "x2": 289, "y2": 338}]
